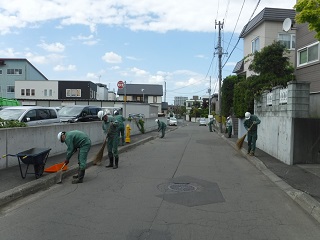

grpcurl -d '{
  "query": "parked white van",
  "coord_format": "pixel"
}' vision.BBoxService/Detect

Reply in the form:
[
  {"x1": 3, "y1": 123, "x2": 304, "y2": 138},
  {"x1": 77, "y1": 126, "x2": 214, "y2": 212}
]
[{"x1": 0, "y1": 106, "x2": 60, "y2": 126}]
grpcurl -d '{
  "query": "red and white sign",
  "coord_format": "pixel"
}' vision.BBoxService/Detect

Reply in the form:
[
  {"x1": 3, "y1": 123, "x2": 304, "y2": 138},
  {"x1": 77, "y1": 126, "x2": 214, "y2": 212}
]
[{"x1": 117, "y1": 81, "x2": 124, "y2": 89}]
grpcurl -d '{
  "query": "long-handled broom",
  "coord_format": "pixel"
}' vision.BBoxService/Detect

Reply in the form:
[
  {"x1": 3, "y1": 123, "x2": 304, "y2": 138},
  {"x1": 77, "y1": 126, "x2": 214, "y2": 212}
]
[
  {"x1": 56, "y1": 162, "x2": 67, "y2": 184},
  {"x1": 236, "y1": 123, "x2": 254, "y2": 150},
  {"x1": 93, "y1": 138, "x2": 107, "y2": 165}
]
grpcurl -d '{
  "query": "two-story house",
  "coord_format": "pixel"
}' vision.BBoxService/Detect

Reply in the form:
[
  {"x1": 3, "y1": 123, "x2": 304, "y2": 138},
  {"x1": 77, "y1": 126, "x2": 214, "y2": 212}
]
[
  {"x1": 117, "y1": 84, "x2": 163, "y2": 113},
  {"x1": 0, "y1": 58, "x2": 47, "y2": 99},
  {"x1": 233, "y1": 8, "x2": 296, "y2": 77},
  {"x1": 295, "y1": 21, "x2": 320, "y2": 117}
]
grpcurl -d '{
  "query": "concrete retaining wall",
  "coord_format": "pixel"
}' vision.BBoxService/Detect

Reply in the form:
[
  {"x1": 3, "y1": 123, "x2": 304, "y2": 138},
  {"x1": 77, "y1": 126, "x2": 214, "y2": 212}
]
[
  {"x1": 0, "y1": 118, "x2": 160, "y2": 169},
  {"x1": 253, "y1": 81, "x2": 310, "y2": 165}
]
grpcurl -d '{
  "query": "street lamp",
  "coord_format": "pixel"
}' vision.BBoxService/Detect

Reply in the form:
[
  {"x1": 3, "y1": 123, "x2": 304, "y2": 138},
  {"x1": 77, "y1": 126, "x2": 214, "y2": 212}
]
[{"x1": 141, "y1": 89, "x2": 144, "y2": 103}]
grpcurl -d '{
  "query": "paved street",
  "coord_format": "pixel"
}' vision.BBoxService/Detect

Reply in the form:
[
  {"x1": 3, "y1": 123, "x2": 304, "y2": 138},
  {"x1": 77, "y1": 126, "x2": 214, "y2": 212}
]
[{"x1": 1, "y1": 123, "x2": 320, "y2": 240}]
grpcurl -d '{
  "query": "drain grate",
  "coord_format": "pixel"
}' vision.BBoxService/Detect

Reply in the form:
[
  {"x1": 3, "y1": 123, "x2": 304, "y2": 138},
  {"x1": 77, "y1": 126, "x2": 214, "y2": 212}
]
[{"x1": 168, "y1": 183, "x2": 197, "y2": 192}]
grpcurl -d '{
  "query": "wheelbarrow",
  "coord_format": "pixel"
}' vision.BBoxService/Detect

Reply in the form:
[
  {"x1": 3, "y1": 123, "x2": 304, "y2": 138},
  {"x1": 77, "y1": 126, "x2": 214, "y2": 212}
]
[{"x1": 3, "y1": 148, "x2": 51, "y2": 179}]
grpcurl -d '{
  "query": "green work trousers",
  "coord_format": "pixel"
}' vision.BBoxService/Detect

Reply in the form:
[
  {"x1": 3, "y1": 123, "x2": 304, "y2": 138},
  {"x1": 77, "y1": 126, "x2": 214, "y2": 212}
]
[
  {"x1": 247, "y1": 132, "x2": 258, "y2": 153},
  {"x1": 108, "y1": 135, "x2": 119, "y2": 158},
  {"x1": 78, "y1": 143, "x2": 91, "y2": 170}
]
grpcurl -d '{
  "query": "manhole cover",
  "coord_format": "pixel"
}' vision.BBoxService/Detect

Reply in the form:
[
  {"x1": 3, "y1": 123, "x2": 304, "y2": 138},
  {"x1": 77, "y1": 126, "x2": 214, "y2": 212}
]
[{"x1": 168, "y1": 183, "x2": 197, "y2": 192}]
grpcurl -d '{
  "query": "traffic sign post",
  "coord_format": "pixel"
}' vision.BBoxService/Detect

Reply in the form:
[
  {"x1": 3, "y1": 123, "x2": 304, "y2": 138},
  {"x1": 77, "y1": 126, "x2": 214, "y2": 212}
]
[{"x1": 117, "y1": 81, "x2": 124, "y2": 89}]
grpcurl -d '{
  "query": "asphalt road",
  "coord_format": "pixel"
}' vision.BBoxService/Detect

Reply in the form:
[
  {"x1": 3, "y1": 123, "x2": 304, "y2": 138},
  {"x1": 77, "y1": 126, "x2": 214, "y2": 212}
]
[{"x1": 1, "y1": 123, "x2": 320, "y2": 240}]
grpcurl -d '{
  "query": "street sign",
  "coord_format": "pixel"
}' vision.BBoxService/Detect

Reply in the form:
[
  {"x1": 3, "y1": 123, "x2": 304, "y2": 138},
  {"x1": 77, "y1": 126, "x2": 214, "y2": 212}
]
[{"x1": 117, "y1": 81, "x2": 124, "y2": 89}]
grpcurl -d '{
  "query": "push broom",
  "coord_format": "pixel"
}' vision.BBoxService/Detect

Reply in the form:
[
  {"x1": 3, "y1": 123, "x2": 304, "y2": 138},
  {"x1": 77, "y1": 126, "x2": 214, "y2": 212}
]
[
  {"x1": 93, "y1": 138, "x2": 107, "y2": 165},
  {"x1": 236, "y1": 123, "x2": 254, "y2": 150}
]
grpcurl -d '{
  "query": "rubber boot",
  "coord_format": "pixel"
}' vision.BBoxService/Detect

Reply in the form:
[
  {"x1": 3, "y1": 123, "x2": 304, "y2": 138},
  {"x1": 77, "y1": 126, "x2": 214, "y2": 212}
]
[
  {"x1": 113, "y1": 156, "x2": 119, "y2": 169},
  {"x1": 73, "y1": 168, "x2": 80, "y2": 179},
  {"x1": 106, "y1": 154, "x2": 114, "y2": 168},
  {"x1": 72, "y1": 170, "x2": 85, "y2": 184}
]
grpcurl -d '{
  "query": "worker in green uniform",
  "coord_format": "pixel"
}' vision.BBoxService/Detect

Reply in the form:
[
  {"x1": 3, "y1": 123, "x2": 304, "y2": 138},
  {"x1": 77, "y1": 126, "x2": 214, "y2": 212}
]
[
  {"x1": 243, "y1": 112, "x2": 261, "y2": 156},
  {"x1": 114, "y1": 110, "x2": 126, "y2": 146},
  {"x1": 155, "y1": 119, "x2": 167, "y2": 138},
  {"x1": 106, "y1": 118, "x2": 120, "y2": 169},
  {"x1": 57, "y1": 130, "x2": 91, "y2": 184},
  {"x1": 208, "y1": 118, "x2": 216, "y2": 132},
  {"x1": 226, "y1": 116, "x2": 233, "y2": 138}
]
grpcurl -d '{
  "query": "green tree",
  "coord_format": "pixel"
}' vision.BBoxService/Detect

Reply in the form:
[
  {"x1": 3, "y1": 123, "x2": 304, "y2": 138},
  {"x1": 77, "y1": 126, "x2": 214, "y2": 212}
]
[
  {"x1": 295, "y1": 0, "x2": 320, "y2": 40},
  {"x1": 221, "y1": 75, "x2": 238, "y2": 117},
  {"x1": 248, "y1": 41, "x2": 294, "y2": 79},
  {"x1": 233, "y1": 41, "x2": 294, "y2": 118}
]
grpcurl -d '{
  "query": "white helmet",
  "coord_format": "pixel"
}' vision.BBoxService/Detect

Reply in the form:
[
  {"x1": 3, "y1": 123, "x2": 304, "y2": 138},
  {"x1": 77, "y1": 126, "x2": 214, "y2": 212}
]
[
  {"x1": 114, "y1": 110, "x2": 119, "y2": 115},
  {"x1": 155, "y1": 119, "x2": 159, "y2": 122},
  {"x1": 57, "y1": 132, "x2": 64, "y2": 142},
  {"x1": 245, "y1": 112, "x2": 251, "y2": 120},
  {"x1": 97, "y1": 110, "x2": 105, "y2": 120}
]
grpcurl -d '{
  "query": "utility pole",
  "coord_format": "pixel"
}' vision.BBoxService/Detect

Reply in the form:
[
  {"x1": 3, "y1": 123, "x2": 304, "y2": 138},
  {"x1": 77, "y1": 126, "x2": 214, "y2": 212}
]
[
  {"x1": 215, "y1": 20, "x2": 225, "y2": 134},
  {"x1": 208, "y1": 76, "x2": 211, "y2": 117}
]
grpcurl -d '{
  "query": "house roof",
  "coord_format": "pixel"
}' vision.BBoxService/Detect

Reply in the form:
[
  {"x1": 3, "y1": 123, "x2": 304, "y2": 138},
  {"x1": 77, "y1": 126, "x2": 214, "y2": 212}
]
[
  {"x1": 0, "y1": 58, "x2": 48, "y2": 80},
  {"x1": 240, "y1": 8, "x2": 296, "y2": 38},
  {"x1": 233, "y1": 59, "x2": 244, "y2": 73},
  {"x1": 117, "y1": 84, "x2": 163, "y2": 96}
]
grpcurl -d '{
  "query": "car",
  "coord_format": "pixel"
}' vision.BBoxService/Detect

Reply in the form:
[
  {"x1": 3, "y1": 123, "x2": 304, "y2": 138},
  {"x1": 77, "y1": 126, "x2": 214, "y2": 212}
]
[
  {"x1": 0, "y1": 106, "x2": 60, "y2": 126},
  {"x1": 169, "y1": 117, "x2": 178, "y2": 126},
  {"x1": 128, "y1": 113, "x2": 145, "y2": 119},
  {"x1": 58, "y1": 105, "x2": 101, "y2": 123},
  {"x1": 199, "y1": 118, "x2": 207, "y2": 126}
]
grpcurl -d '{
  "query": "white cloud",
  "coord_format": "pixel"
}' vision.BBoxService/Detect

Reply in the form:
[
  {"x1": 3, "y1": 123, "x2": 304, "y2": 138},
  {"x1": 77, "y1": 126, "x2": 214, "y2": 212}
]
[
  {"x1": 130, "y1": 67, "x2": 148, "y2": 76},
  {"x1": 0, "y1": 0, "x2": 296, "y2": 35},
  {"x1": 0, "y1": 48, "x2": 20, "y2": 57},
  {"x1": 53, "y1": 64, "x2": 76, "y2": 71},
  {"x1": 38, "y1": 42, "x2": 65, "y2": 52},
  {"x1": 102, "y1": 52, "x2": 122, "y2": 64}
]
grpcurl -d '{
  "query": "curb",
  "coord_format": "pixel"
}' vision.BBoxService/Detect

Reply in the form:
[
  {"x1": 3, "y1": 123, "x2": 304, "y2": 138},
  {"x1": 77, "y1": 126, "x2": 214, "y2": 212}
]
[
  {"x1": 0, "y1": 135, "x2": 156, "y2": 209},
  {"x1": 221, "y1": 134, "x2": 320, "y2": 224}
]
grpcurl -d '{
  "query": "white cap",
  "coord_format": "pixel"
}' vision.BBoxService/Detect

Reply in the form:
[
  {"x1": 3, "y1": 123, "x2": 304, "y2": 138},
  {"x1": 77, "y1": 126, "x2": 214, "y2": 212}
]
[
  {"x1": 97, "y1": 110, "x2": 105, "y2": 120},
  {"x1": 155, "y1": 119, "x2": 159, "y2": 122},
  {"x1": 57, "y1": 132, "x2": 63, "y2": 142},
  {"x1": 245, "y1": 112, "x2": 251, "y2": 120}
]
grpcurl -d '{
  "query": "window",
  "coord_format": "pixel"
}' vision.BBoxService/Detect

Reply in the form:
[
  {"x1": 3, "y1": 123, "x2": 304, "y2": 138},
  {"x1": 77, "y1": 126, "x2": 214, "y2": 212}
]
[
  {"x1": 7, "y1": 69, "x2": 22, "y2": 75},
  {"x1": 21, "y1": 89, "x2": 25, "y2": 96},
  {"x1": 278, "y1": 33, "x2": 296, "y2": 49},
  {"x1": 49, "y1": 89, "x2": 52, "y2": 96},
  {"x1": 298, "y1": 42, "x2": 319, "y2": 66},
  {"x1": 31, "y1": 89, "x2": 35, "y2": 96},
  {"x1": 153, "y1": 96, "x2": 157, "y2": 103},
  {"x1": 26, "y1": 89, "x2": 30, "y2": 96},
  {"x1": 66, "y1": 89, "x2": 81, "y2": 97},
  {"x1": 0, "y1": 69, "x2": 2, "y2": 74},
  {"x1": 24, "y1": 110, "x2": 37, "y2": 121},
  {"x1": 44, "y1": 89, "x2": 47, "y2": 96},
  {"x1": 7, "y1": 86, "x2": 14, "y2": 93},
  {"x1": 251, "y1": 37, "x2": 260, "y2": 53}
]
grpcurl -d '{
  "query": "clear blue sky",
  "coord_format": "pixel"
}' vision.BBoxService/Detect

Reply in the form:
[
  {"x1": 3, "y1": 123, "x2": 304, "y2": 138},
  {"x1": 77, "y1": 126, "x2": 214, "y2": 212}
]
[{"x1": 0, "y1": 0, "x2": 297, "y2": 104}]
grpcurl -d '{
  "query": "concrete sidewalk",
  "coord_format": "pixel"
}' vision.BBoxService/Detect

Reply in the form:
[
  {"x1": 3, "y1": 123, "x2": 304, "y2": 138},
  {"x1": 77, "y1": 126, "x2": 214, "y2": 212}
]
[{"x1": 1, "y1": 125, "x2": 320, "y2": 225}]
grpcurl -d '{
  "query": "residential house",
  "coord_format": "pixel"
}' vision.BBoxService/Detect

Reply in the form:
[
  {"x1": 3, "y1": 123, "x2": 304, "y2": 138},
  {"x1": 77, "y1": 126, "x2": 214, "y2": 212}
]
[
  {"x1": 295, "y1": 22, "x2": 320, "y2": 117},
  {"x1": 233, "y1": 8, "x2": 296, "y2": 77},
  {"x1": 0, "y1": 58, "x2": 47, "y2": 99},
  {"x1": 117, "y1": 84, "x2": 163, "y2": 113},
  {"x1": 96, "y1": 83, "x2": 109, "y2": 100}
]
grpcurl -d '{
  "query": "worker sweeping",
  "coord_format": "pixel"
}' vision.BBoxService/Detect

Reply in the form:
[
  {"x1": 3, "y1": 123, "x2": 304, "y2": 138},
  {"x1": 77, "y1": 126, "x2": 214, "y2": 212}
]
[
  {"x1": 106, "y1": 118, "x2": 120, "y2": 169},
  {"x1": 226, "y1": 116, "x2": 233, "y2": 138},
  {"x1": 243, "y1": 112, "x2": 261, "y2": 156},
  {"x1": 114, "y1": 110, "x2": 126, "y2": 146},
  {"x1": 57, "y1": 130, "x2": 91, "y2": 184},
  {"x1": 208, "y1": 118, "x2": 215, "y2": 132},
  {"x1": 155, "y1": 119, "x2": 167, "y2": 138}
]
